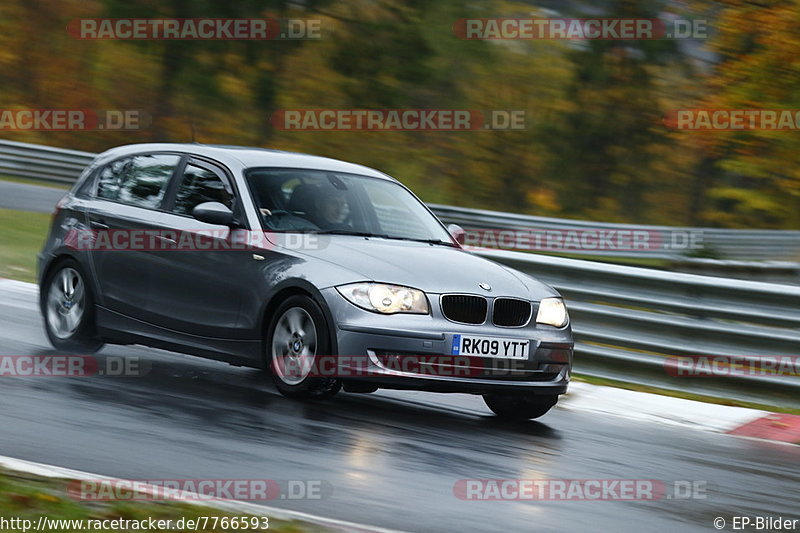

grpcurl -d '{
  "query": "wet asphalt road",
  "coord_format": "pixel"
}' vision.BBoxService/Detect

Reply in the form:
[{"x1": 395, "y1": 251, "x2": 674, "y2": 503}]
[
  {"x1": 0, "y1": 180, "x2": 65, "y2": 213},
  {"x1": 0, "y1": 281, "x2": 798, "y2": 532}
]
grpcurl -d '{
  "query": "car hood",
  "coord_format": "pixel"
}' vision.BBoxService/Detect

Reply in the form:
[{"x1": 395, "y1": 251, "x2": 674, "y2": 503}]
[{"x1": 277, "y1": 235, "x2": 558, "y2": 299}]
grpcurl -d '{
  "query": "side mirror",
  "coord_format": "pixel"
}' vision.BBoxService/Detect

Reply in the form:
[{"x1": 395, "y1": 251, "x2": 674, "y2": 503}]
[
  {"x1": 447, "y1": 223, "x2": 465, "y2": 245},
  {"x1": 193, "y1": 202, "x2": 234, "y2": 226}
]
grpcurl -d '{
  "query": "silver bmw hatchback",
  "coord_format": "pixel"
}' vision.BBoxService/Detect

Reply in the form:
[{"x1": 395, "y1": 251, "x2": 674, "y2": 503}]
[{"x1": 39, "y1": 143, "x2": 573, "y2": 419}]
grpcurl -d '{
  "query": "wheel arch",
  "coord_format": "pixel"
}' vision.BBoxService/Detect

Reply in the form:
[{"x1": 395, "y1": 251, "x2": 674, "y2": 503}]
[{"x1": 259, "y1": 279, "x2": 338, "y2": 365}]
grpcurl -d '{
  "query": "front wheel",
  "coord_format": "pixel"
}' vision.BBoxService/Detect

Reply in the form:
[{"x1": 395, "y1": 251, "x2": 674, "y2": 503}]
[
  {"x1": 483, "y1": 393, "x2": 558, "y2": 420},
  {"x1": 41, "y1": 259, "x2": 104, "y2": 353},
  {"x1": 267, "y1": 295, "x2": 340, "y2": 400}
]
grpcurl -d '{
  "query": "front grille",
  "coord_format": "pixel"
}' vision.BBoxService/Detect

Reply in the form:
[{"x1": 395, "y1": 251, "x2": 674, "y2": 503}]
[
  {"x1": 492, "y1": 298, "x2": 532, "y2": 327},
  {"x1": 441, "y1": 295, "x2": 487, "y2": 324}
]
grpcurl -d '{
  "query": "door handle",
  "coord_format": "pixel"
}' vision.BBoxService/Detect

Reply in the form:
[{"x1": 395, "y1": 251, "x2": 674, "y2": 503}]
[{"x1": 156, "y1": 235, "x2": 177, "y2": 246}]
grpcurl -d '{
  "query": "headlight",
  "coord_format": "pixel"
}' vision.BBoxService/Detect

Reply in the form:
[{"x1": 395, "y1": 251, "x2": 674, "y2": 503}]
[
  {"x1": 536, "y1": 297, "x2": 568, "y2": 327},
  {"x1": 336, "y1": 283, "x2": 429, "y2": 314}
]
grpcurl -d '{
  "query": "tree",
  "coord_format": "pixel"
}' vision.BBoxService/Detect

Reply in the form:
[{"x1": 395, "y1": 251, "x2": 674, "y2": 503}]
[{"x1": 698, "y1": 0, "x2": 800, "y2": 228}]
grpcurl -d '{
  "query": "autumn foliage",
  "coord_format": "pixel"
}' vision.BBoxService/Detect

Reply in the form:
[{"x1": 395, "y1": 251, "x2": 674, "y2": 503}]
[{"x1": 0, "y1": 0, "x2": 796, "y2": 228}]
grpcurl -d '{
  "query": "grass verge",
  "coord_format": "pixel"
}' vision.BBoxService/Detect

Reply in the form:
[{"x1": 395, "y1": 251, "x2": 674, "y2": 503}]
[
  {"x1": 0, "y1": 208, "x2": 50, "y2": 283},
  {"x1": 0, "y1": 467, "x2": 325, "y2": 532}
]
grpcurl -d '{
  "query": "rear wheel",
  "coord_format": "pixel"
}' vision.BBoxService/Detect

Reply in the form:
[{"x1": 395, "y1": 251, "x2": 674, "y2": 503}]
[
  {"x1": 41, "y1": 259, "x2": 104, "y2": 353},
  {"x1": 267, "y1": 295, "x2": 340, "y2": 400},
  {"x1": 483, "y1": 393, "x2": 558, "y2": 420}
]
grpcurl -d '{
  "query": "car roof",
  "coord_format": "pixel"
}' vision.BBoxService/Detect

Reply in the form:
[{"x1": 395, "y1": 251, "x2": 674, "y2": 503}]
[{"x1": 95, "y1": 143, "x2": 396, "y2": 182}]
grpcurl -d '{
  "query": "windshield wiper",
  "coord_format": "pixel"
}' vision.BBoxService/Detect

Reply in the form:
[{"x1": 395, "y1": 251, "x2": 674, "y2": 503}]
[
  {"x1": 375, "y1": 235, "x2": 459, "y2": 247},
  {"x1": 303, "y1": 230, "x2": 458, "y2": 247},
  {"x1": 307, "y1": 230, "x2": 389, "y2": 238}
]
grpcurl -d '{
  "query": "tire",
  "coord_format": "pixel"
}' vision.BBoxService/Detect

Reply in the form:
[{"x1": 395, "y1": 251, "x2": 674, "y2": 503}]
[
  {"x1": 483, "y1": 393, "x2": 558, "y2": 420},
  {"x1": 266, "y1": 295, "x2": 341, "y2": 400},
  {"x1": 41, "y1": 259, "x2": 104, "y2": 353}
]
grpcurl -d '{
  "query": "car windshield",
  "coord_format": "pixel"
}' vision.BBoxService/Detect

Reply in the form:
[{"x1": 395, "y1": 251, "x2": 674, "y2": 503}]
[{"x1": 245, "y1": 168, "x2": 455, "y2": 245}]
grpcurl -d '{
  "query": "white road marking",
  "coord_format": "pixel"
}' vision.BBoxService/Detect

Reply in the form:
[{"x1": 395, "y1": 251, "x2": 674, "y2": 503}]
[
  {"x1": 561, "y1": 381, "x2": 767, "y2": 433},
  {"x1": 0, "y1": 454, "x2": 406, "y2": 533},
  {"x1": 0, "y1": 278, "x2": 39, "y2": 294}
]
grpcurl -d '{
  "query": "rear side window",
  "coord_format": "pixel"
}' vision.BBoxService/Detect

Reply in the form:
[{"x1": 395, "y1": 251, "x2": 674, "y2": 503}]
[
  {"x1": 173, "y1": 163, "x2": 233, "y2": 216},
  {"x1": 96, "y1": 157, "x2": 132, "y2": 200},
  {"x1": 73, "y1": 161, "x2": 101, "y2": 198},
  {"x1": 96, "y1": 154, "x2": 180, "y2": 209}
]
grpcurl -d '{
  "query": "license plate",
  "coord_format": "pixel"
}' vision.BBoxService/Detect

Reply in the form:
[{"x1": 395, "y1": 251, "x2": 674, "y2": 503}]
[{"x1": 451, "y1": 334, "x2": 529, "y2": 359}]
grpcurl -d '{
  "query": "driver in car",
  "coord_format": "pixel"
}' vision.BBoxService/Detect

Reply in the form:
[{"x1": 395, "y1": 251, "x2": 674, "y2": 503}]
[{"x1": 313, "y1": 189, "x2": 350, "y2": 230}]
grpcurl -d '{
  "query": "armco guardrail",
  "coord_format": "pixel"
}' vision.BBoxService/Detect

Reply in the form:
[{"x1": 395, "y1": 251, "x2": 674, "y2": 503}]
[
  {"x1": 477, "y1": 249, "x2": 800, "y2": 408},
  {"x1": 0, "y1": 139, "x2": 94, "y2": 184},
  {"x1": 430, "y1": 204, "x2": 800, "y2": 261},
  {"x1": 1, "y1": 139, "x2": 799, "y2": 406},
  {"x1": 2, "y1": 138, "x2": 799, "y2": 262},
  {"x1": 2, "y1": 139, "x2": 799, "y2": 261}
]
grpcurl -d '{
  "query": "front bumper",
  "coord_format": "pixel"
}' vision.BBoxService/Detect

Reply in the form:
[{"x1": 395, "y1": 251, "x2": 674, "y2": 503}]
[{"x1": 322, "y1": 288, "x2": 573, "y2": 395}]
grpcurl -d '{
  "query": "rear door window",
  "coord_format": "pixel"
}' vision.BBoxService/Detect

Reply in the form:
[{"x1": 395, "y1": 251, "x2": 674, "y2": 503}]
[{"x1": 96, "y1": 154, "x2": 180, "y2": 209}]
